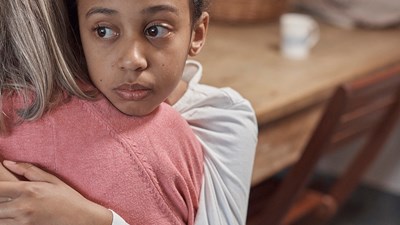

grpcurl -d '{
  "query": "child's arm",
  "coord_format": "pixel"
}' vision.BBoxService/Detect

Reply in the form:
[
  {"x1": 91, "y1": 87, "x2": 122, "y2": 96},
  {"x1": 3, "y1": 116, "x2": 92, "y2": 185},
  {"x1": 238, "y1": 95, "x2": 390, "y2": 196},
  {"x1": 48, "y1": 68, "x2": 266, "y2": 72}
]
[
  {"x1": 180, "y1": 87, "x2": 257, "y2": 225},
  {"x1": 172, "y1": 60, "x2": 258, "y2": 225},
  {"x1": 173, "y1": 66, "x2": 258, "y2": 225}
]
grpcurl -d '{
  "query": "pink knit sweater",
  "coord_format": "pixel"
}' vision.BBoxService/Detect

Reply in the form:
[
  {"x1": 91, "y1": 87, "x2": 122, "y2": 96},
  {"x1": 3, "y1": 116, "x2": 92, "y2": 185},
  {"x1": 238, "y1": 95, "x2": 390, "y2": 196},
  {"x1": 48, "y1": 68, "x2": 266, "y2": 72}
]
[{"x1": 0, "y1": 95, "x2": 204, "y2": 225}]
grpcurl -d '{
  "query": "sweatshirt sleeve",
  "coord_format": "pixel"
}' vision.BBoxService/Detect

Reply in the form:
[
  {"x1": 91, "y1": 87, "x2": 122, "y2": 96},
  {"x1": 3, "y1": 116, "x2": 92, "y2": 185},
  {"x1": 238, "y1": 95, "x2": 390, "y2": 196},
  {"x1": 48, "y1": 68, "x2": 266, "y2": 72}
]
[{"x1": 174, "y1": 83, "x2": 258, "y2": 225}]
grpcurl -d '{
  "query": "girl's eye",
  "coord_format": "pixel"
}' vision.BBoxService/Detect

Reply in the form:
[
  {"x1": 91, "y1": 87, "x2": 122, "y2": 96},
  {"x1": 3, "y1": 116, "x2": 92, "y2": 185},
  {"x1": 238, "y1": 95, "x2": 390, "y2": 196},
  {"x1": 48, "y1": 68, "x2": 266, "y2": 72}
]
[
  {"x1": 144, "y1": 25, "x2": 170, "y2": 38},
  {"x1": 95, "y1": 26, "x2": 118, "y2": 39}
]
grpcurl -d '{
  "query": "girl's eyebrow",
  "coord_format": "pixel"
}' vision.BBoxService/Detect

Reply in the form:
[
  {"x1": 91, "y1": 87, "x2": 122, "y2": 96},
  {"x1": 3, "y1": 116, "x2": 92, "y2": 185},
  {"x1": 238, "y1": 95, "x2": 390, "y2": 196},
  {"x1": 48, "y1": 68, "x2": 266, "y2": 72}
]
[
  {"x1": 141, "y1": 4, "x2": 179, "y2": 16},
  {"x1": 86, "y1": 7, "x2": 118, "y2": 18}
]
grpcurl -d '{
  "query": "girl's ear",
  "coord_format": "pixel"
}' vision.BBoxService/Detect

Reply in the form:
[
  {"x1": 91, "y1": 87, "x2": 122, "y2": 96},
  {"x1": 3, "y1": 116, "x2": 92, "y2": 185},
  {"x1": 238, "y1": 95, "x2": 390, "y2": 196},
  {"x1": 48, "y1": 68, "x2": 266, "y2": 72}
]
[{"x1": 189, "y1": 12, "x2": 209, "y2": 56}]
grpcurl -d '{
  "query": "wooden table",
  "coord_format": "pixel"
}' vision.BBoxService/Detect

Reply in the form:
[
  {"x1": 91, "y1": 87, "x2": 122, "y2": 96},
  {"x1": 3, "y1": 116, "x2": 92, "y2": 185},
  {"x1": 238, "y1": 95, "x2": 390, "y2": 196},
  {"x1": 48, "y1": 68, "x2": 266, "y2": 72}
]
[{"x1": 194, "y1": 21, "x2": 400, "y2": 186}]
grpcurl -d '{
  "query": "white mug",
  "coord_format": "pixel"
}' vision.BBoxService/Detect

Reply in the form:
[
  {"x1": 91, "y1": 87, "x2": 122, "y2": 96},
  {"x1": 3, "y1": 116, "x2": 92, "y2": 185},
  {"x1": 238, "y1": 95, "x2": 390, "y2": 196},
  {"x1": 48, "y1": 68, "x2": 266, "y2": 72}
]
[{"x1": 280, "y1": 13, "x2": 320, "y2": 59}]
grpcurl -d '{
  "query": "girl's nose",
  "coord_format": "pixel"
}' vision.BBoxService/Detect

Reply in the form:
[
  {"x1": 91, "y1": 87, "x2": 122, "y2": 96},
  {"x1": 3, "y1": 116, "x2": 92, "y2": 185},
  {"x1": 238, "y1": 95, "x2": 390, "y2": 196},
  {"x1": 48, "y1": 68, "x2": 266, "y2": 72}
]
[{"x1": 117, "y1": 42, "x2": 148, "y2": 72}]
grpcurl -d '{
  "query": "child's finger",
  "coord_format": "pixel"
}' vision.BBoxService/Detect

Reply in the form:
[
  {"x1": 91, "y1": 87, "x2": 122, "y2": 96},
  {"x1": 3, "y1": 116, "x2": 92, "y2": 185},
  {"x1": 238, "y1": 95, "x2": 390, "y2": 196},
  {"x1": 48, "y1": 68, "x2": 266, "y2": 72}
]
[
  {"x1": 0, "y1": 181, "x2": 22, "y2": 199},
  {"x1": 0, "y1": 197, "x2": 12, "y2": 203},
  {"x1": 0, "y1": 198, "x2": 20, "y2": 221},
  {"x1": 0, "y1": 162, "x2": 19, "y2": 181},
  {"x1": 2, "y1": 161, "x2": 59, "y2": 183}
]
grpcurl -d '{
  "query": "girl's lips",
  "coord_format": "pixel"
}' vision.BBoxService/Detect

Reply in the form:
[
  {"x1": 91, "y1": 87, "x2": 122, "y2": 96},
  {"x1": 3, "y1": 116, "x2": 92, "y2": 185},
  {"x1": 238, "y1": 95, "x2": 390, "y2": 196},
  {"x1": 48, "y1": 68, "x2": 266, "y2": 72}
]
[{"x1": 114, "y1": 84, "x2": 152, "y2": 101}]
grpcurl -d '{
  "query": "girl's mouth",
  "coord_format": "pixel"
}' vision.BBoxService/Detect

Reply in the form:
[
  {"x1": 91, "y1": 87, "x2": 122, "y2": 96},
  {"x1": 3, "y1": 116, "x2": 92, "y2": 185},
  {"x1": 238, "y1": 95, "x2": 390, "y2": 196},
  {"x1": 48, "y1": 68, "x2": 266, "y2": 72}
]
[{"x1": 114, "y1": 83, "x2": 152, "y2": 101}]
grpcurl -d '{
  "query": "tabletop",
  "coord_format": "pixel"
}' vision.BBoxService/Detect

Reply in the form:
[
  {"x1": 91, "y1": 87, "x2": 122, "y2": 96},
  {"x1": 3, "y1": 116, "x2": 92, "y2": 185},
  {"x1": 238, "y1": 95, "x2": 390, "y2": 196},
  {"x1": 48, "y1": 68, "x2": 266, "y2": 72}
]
[
  {"x1": 194, "y1": 22, "x2": 400, "y2": 125},
  {"x1": 193, "y1": 21, "x2": 400, "y2": 185}
]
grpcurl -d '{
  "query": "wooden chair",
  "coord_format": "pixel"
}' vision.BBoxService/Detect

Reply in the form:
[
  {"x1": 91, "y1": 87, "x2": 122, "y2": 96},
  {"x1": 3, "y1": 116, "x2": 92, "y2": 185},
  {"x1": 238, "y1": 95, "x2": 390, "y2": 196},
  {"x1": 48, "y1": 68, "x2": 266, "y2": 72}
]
[{"x1": 246, "y1": 62, "x2": 400, "y2": 225}]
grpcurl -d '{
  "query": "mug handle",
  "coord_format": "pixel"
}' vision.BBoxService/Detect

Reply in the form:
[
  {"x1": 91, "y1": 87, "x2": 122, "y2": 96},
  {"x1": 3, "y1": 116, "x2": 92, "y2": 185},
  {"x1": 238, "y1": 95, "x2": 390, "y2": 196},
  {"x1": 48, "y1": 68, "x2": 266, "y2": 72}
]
[{"x1": 307, "y1": 20, "x2": 320, "y2": 48}]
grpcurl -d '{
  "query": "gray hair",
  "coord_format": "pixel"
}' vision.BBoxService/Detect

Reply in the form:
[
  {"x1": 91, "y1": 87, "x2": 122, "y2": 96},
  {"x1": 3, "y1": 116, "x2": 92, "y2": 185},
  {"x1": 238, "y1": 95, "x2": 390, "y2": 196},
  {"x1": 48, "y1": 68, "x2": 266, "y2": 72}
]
[{"x1": 0, "y1": 0, "x2": 93, "y2": 133}]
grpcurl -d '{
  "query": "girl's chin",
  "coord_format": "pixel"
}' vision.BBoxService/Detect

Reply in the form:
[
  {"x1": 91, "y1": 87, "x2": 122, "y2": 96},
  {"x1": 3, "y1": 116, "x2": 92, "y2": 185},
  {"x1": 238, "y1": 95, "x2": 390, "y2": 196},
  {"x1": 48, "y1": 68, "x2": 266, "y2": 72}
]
[{"x1": 116, "y1": 104, "x2": 156, "y2": 117}]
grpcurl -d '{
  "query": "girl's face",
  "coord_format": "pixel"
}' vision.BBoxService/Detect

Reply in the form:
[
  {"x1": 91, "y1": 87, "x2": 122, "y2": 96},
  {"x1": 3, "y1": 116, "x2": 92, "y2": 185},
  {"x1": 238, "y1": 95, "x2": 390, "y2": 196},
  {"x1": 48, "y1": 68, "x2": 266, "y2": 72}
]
[{"x1": 77, "y1": 0, "x2": 206, "y2": 116}]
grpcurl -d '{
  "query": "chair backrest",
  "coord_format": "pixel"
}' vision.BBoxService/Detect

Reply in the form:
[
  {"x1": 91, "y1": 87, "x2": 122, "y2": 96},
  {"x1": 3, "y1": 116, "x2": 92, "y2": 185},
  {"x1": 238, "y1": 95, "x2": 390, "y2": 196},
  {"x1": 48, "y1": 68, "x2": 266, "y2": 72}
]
[{"x1": 248, "y1": 62, "x2": 400, "y2": 225}]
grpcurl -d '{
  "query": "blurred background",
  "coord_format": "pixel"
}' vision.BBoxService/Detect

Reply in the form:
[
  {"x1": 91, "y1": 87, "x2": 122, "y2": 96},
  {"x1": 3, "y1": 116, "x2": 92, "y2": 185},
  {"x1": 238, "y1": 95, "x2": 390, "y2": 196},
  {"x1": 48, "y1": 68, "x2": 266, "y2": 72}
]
[{"x1": 200, "y1": 0, "x2": 400, "y2": 224}]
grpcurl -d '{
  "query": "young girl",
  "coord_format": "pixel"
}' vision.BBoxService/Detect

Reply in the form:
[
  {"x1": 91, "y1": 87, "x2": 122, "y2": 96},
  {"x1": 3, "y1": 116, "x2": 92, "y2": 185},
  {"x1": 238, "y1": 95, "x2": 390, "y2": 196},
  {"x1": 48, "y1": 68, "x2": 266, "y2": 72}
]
[
  {"x1": 67, "y1": 1, "x2": 257, "y2": 223},
  {"x1": 0, "y1": 0, "x2": 258, "y2": 224}
]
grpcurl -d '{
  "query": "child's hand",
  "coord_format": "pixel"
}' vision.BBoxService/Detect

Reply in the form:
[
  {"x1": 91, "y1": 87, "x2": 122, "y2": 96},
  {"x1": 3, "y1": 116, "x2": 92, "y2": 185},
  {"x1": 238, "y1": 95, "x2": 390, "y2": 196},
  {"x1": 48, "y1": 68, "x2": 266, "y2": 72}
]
[
  {"x1": 0, "y1": 161, "x2": 19, "y2": 181},
  {"x1": 0, "y1": 161, "x2": 113, "y2": 225},
  {"x1": 0, "y1": 161, "x2": 18, "y2": 203}
]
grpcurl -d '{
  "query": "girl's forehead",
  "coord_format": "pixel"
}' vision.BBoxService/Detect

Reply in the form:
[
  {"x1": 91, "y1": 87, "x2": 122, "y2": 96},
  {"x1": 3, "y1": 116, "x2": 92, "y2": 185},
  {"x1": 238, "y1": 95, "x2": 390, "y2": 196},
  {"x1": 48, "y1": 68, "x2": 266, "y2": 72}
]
[
  {"x1": 77, "y1": 0, "x2": 190, "y2": 11},
  {"x1": 77, "y1": 0, "x2": 193, "y2": 20}
]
